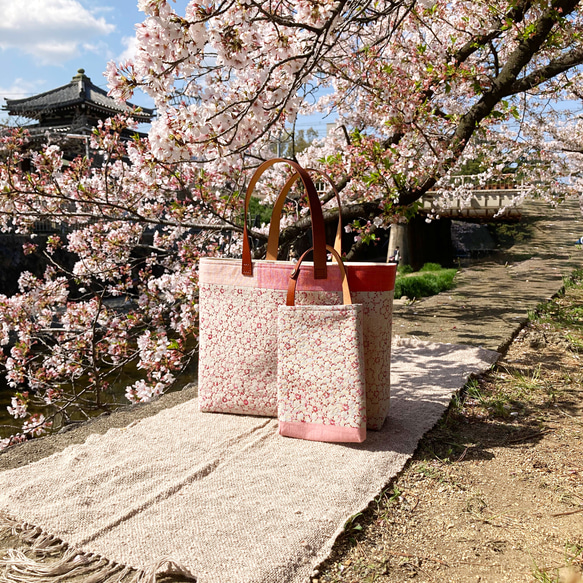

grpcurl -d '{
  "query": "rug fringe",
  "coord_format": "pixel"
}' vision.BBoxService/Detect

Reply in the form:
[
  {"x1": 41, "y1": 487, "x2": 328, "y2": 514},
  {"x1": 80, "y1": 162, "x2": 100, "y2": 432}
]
[
  {"x1": 0, "y1": 514, "x2": 197, "y2": 582},
  {"x1": 1, "y1": 548, "x2": 114, "y2": 582},
  {"x1": 132, "y1": 558, "x2": 199, "y2": 582}
]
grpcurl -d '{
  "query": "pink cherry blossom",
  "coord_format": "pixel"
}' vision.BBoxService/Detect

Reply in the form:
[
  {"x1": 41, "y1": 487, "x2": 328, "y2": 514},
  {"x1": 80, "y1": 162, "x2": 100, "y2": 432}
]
[{"x1": 3, "y1": 0, "x2": 583, "y2": 446}]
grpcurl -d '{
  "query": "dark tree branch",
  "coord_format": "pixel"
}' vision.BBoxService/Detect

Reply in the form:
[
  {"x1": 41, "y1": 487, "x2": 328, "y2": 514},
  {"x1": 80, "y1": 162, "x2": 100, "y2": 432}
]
[
  {"x1": 452, "y1": 0, "x2": 532, "y2": 65},
  {"x1": 509, "y1": 46, "x2": 583, "y2": 94},
  {"x1": 252, "y1": 202, "x2": 379, "y2": 258},
  {"x1": 399, "y1": 0, "x2": 582, "y2": 206}
]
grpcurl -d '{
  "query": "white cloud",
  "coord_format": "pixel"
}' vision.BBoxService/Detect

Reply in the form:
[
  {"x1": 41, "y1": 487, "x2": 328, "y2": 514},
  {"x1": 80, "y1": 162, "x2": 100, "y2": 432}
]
[
  {"x1": 0, "y1": 0, "x2": 115, "y2": 64},
  {"x1": 0, "y1": 78, "x2": 48, "y2": 124},
  {"x1": 117, "y1": 35, "x2": 138, "y2": 63},
  {"x1": 0, "y1": 78, "x2": 47, "y2": 104},
  {"x1": 82, "y1": 39, "x2": 116, "y2": 60}
]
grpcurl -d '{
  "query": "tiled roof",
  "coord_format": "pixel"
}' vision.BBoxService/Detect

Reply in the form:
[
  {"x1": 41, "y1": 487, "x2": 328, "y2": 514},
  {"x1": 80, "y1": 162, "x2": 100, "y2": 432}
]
[
  {"x1": 21, "y1": 122, "x2": 150, "y2": 142},
  {"x1": 3, "y1": 69, "x2": 154, "y2": 122}
]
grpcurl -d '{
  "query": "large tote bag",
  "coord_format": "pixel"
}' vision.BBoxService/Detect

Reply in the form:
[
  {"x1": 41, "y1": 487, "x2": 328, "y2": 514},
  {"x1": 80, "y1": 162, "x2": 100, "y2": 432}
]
[
  {"x1": 198, "y1": 158, "x2": 397, "y2": 430},
  {"x1": 278, "y1": 246, "x2": 367, "y2": 443}
]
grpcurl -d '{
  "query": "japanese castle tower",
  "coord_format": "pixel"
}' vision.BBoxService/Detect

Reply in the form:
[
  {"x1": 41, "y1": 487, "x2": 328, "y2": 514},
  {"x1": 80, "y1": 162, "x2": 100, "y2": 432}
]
[{"x1": 2, "y1": 69, "x2": 154, "y2": 161}]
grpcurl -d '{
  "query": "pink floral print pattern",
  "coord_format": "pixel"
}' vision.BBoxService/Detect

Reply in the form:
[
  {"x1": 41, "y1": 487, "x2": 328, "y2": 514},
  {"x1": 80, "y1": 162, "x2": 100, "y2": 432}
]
[
  {"x1": 198, "y1": 285, "x2": 284, "y2": 416},
  {"x1": 277, "y1": 304, "x2": 366, "y2": 441},
  {"x1": 198, "y1": 280, "x2": 393, "y2": 429},
  {"x1": 353, "y1": 290, "x2": 393, "y2": 430}
]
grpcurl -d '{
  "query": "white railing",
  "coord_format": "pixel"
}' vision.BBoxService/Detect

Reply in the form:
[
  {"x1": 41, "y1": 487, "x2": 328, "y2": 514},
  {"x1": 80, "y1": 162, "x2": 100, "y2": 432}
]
[{"x1": 423, "y1": 174, "x2": 524, "y2": 219}]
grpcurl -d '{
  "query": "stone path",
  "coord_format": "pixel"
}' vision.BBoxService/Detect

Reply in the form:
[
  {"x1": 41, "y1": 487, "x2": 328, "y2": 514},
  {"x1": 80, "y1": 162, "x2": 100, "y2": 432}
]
[{"x1": 393, "y1": 199, "x2": 582, "y2": 352}]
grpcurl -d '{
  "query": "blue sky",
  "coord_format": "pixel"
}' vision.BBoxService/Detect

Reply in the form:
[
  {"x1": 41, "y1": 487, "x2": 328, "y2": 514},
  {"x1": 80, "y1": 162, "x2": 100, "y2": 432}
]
[
  {"x1": 0, "y1": 0, "x2": 163, "y2": 118},
  {"x1": 0, "y1": 0, "x2": 331, "y2": 135}
]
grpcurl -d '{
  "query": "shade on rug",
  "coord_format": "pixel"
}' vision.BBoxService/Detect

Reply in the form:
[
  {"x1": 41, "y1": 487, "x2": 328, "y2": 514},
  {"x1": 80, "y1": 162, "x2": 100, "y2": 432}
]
[{"x1": 0, "y1": 339, "x2": 498, "y2": 583}]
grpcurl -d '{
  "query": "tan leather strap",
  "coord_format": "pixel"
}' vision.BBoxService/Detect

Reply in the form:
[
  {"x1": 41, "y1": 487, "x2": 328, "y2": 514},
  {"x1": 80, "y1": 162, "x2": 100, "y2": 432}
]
[
  {"x1": 242, "y1": 159, "x2": 327, "y2": 279},
  {"x1": 286, "y1": 245, "x2": 352, "y2": 306},
  {"x1": 266, "y1": 169, "x2": 343, "y2": 261}
]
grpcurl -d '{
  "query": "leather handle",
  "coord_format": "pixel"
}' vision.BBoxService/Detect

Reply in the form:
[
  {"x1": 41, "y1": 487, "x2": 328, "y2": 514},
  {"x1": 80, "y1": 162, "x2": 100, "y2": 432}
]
[
  {"x1": 286, "y1": 245, "x2": 352, "y2": 306},
  {"x1": 242, "y1": 158, "x2": 327, "y2": 279},
  {"x1": 266, "y1": 169, "x2": 343, "y2": 261}
]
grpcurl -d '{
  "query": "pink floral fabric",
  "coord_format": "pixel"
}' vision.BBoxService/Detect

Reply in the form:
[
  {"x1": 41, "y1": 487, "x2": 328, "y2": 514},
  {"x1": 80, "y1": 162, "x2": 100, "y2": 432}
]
[
  {"x1": 198, "y1": 258, "x2": 394, "y2": 429},
  {"x1": 198, "y1": 283, "x2": 340, "y2": 416},
  {"x1": 353, "y1": 290, "x2": 393, "y2": 430},
  {"x1": 198, "y1": 284, "x2": 284, "y2": 416},
  {"x1": 277, "y1": 304, "x2": 366, "y2": 442}
]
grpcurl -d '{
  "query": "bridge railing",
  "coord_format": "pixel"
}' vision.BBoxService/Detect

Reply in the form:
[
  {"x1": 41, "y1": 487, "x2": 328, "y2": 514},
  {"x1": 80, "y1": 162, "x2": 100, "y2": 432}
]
[{"x1": 423, "y1": 174, "x2": 525, "y2": 219}]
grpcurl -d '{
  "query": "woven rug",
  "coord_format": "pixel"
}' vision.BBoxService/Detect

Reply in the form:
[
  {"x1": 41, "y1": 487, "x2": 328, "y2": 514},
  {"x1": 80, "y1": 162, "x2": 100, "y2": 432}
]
[{"x1": 0, "y1": 339, "x2": 498, "y2": 583}]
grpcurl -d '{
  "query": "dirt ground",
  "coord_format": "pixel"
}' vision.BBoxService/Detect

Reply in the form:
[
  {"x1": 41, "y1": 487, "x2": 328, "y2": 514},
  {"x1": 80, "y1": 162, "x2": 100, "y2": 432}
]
[{"x1": 315, "y1": 274, "x2": 583, "y2": 583}]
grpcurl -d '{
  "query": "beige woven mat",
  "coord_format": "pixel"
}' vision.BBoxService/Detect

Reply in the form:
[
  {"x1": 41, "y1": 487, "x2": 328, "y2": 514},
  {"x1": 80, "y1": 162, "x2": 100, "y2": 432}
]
[{"x1": 0, "y1": 339, "x2": 498, "y2": 583}]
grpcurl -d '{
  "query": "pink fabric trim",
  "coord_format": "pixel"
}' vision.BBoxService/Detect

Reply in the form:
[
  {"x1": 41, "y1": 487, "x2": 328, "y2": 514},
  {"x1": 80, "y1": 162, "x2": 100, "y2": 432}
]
[
  {"x1": 278, "y1": 421, "x2": 366, "y2": 443},
  {"x1": 199, "y1": 258, "x2": 396, "y2": 292}
]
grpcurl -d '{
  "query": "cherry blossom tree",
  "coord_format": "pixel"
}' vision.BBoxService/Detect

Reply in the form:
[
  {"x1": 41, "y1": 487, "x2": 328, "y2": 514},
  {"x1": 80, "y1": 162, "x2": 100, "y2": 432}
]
[
  {"x1": 2, "y1": 0, "x2": 583, "y2": 446},
  {"x1": 0, "y1": 118, "x2": 239, "y2": 447}
]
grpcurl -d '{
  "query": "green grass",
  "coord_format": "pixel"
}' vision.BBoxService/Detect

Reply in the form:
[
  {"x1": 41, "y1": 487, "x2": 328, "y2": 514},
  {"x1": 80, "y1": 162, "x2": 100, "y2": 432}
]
[
  {"x1": 247, "y1": 196, "x2": 273, "y2": 226},
  {"x1": 527, "y1": 268, "x2": 583, "y2": 353},
  {"x1": 394, "y1": 263, "x2": 458, "y2": 300},
  {"x1": 531, "y1": 540, "x2": 583, "y2": 582},
  {"x1": 396, "y1": 264, "x2": 414, "y2": 275},
  {"x1": 418, "y1": 262, "x2": 443, "y2": 272}
]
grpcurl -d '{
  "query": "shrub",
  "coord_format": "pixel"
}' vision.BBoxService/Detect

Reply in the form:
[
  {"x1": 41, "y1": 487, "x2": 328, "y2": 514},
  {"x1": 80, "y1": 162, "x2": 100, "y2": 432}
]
[
  {"x1": 397, "y1": 264, "x2": 414, "y2": 275},
  {"x1": 394, "y1": 266, "x2": 457, "y2": 299},
  {"x1": 418, "y1": 262, "x2": 443, "y2": 272},
  {"x1": 247, "y1": 196, "x2": 273, "y2": 226}
]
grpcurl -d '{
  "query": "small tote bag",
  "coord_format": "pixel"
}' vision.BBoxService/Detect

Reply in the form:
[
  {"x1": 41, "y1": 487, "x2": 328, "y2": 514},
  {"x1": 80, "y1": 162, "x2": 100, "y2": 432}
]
[{"x1": 278, "y1": 246, "x2": 367, "y2": 443}]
